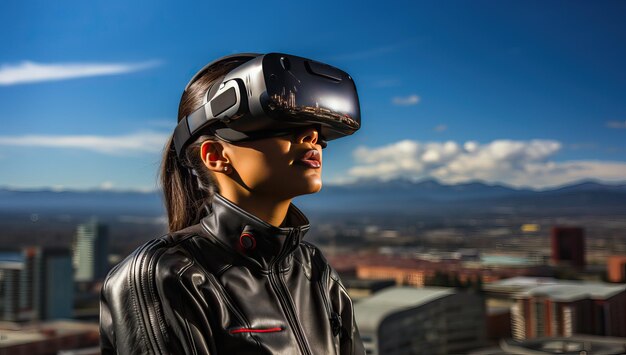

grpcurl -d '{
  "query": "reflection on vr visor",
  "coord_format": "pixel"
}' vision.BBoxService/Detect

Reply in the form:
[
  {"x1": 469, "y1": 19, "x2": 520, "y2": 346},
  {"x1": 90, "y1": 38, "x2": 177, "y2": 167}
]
[{"x1": 267, "y1": 87, "x2": 360, "y2": 132}]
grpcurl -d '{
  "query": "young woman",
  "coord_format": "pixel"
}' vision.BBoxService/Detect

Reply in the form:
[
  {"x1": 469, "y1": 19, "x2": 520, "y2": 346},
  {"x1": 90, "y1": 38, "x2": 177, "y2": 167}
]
[{"x1": 99, "y1": 53, "x2": 365, "y2": 354}]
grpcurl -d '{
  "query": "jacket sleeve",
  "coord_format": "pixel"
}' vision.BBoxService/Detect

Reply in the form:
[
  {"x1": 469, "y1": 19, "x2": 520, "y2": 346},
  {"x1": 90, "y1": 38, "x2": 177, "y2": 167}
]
[
  {"x1": 99, "y1": 238, "x2": 217, "y2": 354},
  {"x1": 328, "y1": 265, "x2": 366, "y2": 355}
]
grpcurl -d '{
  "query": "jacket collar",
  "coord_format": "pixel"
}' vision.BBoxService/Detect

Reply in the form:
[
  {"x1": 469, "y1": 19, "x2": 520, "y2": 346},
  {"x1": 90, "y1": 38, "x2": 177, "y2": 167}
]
[{"x1": 200, "y1": 192, "x2": 310, "y2": 271}]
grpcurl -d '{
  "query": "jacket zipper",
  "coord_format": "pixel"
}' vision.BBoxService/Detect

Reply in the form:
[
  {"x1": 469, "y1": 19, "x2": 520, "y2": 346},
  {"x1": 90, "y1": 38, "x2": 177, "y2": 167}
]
[{"x1": 269, "y1": 228, "x2": 313, "y2": 355}]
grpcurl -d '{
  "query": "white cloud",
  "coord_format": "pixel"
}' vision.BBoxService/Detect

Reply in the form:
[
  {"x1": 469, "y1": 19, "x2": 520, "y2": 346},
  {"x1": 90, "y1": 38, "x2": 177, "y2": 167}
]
[
  {"x1": 606, "y1": 120, "x2": 626, "y2": 129},
  {"x1": 346, "y1": 139, "x2": 626, "y2": 189},
  {"x1": 392, "y1": 94, "x2": 420, "y2": 106},
  {"x1": 5, "y1": 183, "x2": 157, "y2": 193},
  {"x1": 0, "y1": 131, "x2": 169, "y2": 155},
  {"x1": 0, "y1": 60, "x2": 161, "y2": 86}
]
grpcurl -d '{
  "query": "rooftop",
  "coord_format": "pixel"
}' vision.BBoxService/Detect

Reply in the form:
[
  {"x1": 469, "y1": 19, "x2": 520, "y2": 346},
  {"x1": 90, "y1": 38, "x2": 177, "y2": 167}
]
[
  {"x1": 519, "y1": 283, "x2": 626, "y2": 302},
  {"x1": 354, "y1": 286, "x2": 455, "y2": 332},
  {"x1": 479, "y1": 255, "x2": 535, "y2": 266},
  {"x1": 484, "y1": 276, "x2": 626, "y2": 302},
  {"x1": 484, "y1": 276, "x2": 559, "y2": 293}
]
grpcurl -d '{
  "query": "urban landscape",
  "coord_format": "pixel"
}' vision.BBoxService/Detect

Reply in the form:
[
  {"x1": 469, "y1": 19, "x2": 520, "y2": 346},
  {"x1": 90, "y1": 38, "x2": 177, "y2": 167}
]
[{"x1": 1, "y1": 179, "x2": 626, "y2": 354}]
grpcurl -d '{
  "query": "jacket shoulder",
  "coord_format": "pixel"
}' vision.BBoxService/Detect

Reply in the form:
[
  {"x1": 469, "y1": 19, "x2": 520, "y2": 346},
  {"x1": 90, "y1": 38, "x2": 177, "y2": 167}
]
[
  {"x1": 103, "y1": 222, "x2": 206, "y2": 287},
  {"x1": 100, "y1": 231, "x2": 199, "y2": 354},
  {"x1": 103, "y1": 232, "x2": 196, "y2": 289}
]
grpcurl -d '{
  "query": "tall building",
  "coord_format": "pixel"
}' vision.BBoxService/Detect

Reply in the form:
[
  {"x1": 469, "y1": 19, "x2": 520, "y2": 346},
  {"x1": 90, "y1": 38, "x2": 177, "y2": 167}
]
[
  {"x1": 0, "y1": 254, "x2": 22, "y2": 321},
  {"x1": 508, "y1": 280, "x2": 626, "y2": 339},
  {"x1": 20, "y1": 247, "x2": 41, "y2": 320},
  {"x1": 355, "y1": 286, "x2": 486, "y2": 355},
  {"x1": 73, "y1": 219, "x2": 109, "y2": 282},
  {"x1": 0, "y1": 247, "x2": 73, "y2": 321},
  {"x1": 43, "y1": 249, "x2": 74, "y2": 319},
  {"x1": 550, "y1": 226, "x2": 585, "y2": 268}
]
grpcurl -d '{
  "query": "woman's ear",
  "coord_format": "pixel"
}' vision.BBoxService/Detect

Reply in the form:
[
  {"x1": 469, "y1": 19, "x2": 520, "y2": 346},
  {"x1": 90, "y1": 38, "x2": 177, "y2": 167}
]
[{"x1": 200, "y1": 140, "x2": 232, "y2": 174}]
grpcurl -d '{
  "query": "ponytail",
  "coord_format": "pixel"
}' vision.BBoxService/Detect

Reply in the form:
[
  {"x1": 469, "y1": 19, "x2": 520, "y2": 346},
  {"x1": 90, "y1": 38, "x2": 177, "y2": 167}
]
[
  {"x1": 159, "y1": 135, "x2": 216, "y2": 232},
  {"x1": 159, "y1": 58, "x2": 248, "y2": 232}
]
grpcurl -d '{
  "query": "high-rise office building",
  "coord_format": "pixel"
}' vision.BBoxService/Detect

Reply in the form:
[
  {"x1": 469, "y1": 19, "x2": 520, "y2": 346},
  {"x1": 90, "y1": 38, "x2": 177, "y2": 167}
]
[
  {"x1": 550, "y1": 226, "x2": 585, "y2": 268},
  {"x1": 43, "y1": 249, "x2": 74, "y2": 319},
  {"x1": 0, "y1": 247, "x2": 73, "y2": 321},
  {"x1": 20, "y1": 247, "x2": 41, "y2": 320},
  {"x1": 0, "y1": 254, "x2": 22, "y2": 321},
  {"x1": 73, "y1": 218, "x2": 109, "y2": 282}
]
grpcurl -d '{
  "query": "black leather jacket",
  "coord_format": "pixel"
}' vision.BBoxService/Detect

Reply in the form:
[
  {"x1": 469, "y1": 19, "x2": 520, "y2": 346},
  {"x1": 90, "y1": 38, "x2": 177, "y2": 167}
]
[{"x1": 99, "y1": 192, "x2": 365, "y2": 354}]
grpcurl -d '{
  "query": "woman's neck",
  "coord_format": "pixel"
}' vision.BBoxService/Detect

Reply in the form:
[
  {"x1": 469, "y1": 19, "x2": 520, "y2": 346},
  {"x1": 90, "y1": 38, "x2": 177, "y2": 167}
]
[{"x1": 218, "y1": 187, "x2": 292, "y2": 228}]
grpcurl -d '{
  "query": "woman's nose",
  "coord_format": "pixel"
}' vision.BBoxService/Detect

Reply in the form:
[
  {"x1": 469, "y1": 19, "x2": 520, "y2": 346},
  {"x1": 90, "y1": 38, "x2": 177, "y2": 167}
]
[{"x1": 296, "y1": 126, "x2": 319, "y2": 146}]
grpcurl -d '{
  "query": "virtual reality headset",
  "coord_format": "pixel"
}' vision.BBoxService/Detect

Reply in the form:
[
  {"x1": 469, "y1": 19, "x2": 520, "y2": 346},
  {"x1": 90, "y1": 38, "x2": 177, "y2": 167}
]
[{"x1": 173, "y1": 52, "x2": 361, "y2": 159}]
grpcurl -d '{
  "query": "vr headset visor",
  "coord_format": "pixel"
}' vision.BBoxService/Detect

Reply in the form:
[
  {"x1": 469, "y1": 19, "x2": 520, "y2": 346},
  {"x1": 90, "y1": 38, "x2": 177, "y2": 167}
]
[{"x1": 173, "y1": 52, "x2": 361, "y2": 159}]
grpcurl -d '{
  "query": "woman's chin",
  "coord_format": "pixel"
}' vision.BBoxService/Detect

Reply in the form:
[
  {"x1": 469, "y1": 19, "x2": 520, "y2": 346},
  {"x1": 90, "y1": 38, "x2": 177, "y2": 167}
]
[
  {"x1": 294, "y1": 179, "x2": 323, "y2": 196},
  {"x1": 308, "y1": 181, "x2": 323, "y2": 194},
  {"x1": 308, "y1": 176, "x2": 323, "y2": 192}
]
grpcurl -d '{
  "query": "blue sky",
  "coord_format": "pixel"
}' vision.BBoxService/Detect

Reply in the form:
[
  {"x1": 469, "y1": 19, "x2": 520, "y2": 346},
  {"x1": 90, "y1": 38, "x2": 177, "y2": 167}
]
[{"x1": 1, "y1": 1, "x2": 625, "y2": 190}]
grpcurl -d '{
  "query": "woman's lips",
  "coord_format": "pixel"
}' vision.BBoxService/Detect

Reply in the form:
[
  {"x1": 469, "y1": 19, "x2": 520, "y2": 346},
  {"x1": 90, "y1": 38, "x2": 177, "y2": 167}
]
[
  {"x1": 296, "y1": 149, "x2": 321, "y2": 169},
  {"x1": 297, "y1": 160, "x2": 321, "y2": 168}
]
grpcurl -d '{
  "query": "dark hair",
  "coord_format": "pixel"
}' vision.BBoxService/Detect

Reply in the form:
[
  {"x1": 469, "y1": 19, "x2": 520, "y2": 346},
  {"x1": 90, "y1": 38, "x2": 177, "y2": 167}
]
[{"x1": 159, "y1": 59, "x2": 247, "y2": 232}]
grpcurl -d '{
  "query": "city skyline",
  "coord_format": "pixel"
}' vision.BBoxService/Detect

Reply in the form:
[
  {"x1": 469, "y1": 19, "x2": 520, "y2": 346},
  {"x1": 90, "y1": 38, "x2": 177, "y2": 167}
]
[{"x1": 1, "y1": 1, "x2": 625, "y2": 190}]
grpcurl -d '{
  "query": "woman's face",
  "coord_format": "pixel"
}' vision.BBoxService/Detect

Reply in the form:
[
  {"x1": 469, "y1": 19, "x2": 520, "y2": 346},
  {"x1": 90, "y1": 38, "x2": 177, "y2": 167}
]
[{"x1": 204, "y1": 125, "x2": 324, "y2": 200}]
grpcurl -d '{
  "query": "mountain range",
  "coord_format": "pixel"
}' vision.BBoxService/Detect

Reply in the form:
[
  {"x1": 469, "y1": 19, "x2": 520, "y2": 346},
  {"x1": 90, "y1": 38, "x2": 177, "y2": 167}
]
[{"x1": 1, "y1": 178, "x2": 625, "y2": 217}]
